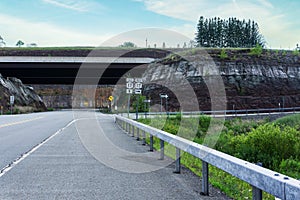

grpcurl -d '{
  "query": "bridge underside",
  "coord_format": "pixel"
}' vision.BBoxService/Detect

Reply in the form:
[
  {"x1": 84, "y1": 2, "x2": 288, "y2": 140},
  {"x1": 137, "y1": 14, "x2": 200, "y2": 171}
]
[{"x1": 0, "y1": 62, "x2": 147, "y2": 85}]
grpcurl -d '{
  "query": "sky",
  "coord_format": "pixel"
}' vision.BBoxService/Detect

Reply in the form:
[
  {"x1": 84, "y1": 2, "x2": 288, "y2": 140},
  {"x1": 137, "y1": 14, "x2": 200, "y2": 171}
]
[{"x1": 0, "y1": 0, "x2": 299, "y2": 49}]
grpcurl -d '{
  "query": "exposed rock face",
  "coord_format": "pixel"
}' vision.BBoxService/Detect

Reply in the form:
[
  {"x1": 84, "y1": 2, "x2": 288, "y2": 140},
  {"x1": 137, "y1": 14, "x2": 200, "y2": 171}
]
[
  {"x1": 0, "y1": 74, "x2": 46, "y2": 113},
  {"x1": 142, "y1": 49, "x2": 300, "y2": 111},
  {"x1": 32, "y1": 85, "x2": 114, "y2": 109}
]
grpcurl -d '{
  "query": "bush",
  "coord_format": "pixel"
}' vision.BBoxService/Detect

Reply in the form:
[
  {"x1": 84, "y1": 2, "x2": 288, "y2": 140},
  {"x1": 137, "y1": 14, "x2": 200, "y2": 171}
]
[
  {"x1": 233, "y1": 123, "x2": 300, "y2": 169},
  {"x1": 274, "y1": 114, "x2": 300, "y2": 129},
  {"x1": 279, "y1": 159, "x2": 300, "y2": 179},
  {"x1": 219, "y1": 49, "x2": 228, "y2": 59},
  {"x1": 250, "y1": 44, "x2": 263, "y2": 56}
]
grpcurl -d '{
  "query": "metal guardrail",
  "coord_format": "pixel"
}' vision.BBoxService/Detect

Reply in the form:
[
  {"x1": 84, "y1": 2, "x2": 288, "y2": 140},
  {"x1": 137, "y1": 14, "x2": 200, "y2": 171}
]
[
  {"x1": 115, "y1": 115, "x2": 300, "y2": 200},
  {"x1": 120, "y1": 106, "x2": 300, "y2": 119}
]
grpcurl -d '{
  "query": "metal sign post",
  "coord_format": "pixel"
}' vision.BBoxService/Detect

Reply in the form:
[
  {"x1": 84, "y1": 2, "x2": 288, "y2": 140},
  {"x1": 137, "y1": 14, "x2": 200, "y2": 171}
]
[
  {"x1": 126, "y1": 78, "x2": 143, "y2": 120},
  {"x1": 144, "y1": 99, "x2": 151, "y2": 118},
  {"x1": 159, "y1": 94, "x2": 168, "y2": 117},
  {"x1": 108, "y1": 96, "x2": 114, "y2": 113},
  {"x1": 10, "y1": 96, "x2": 14, "y2": 115}
]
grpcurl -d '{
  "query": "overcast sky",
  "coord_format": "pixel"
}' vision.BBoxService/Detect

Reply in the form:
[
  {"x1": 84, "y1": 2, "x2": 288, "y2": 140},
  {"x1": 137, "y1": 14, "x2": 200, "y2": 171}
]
[{"x1": 0, "y1": 0, "x2": 299, "y2": 49}]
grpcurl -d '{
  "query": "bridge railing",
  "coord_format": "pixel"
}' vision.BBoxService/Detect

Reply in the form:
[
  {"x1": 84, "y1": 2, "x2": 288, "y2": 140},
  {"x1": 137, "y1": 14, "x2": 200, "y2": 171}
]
[{"x1": 115, "y1": 115, "x2": 300, "y2": 200}]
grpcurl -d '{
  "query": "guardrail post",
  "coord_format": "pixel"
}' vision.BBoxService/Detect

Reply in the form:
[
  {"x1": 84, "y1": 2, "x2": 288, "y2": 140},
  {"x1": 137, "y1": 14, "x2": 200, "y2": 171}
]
[
  {"x1": 126, "y1": 122, "x2": 128, "y2": 133},
  {"x1": 201, "y1": 161, "x2": 209, "y2": 196},
  {"x1": 252, "y1": 163, "x2": 263, "y2": 200},
  {"x1": 149, "y1": 135, "x2": 154, "y2": 152},
  {"x1": 174, "y1": 148, "x2": 181, "y2": 173},
  {"x1": 136, "y1": 128, "x2": 140, "y2": 141},
  {"x1": 132, "y1": 125, "x2": 135, "y2": 137},
  {"x1": 159, "y1": 139, "x2": 164, "y2": 160},
  {"x1": 142, "y1": 130, "x2": 146, "y2": 145}
]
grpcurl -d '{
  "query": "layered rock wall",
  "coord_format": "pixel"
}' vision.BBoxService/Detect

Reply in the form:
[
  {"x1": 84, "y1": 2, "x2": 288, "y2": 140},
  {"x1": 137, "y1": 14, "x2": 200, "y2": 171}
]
[{"x1": 142, "y1": 49, "x2": 300, "y2": 111}]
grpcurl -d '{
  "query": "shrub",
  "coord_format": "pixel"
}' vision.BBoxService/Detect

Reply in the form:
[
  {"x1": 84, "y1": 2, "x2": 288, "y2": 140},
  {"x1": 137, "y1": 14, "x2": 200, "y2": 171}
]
[
  {"x1": 219, "y1": 49, "x2": 228, "y2": 59},
  {"x1": 250, "y1": 44, "x2": 263, "y2": 56},
  {"x1": 233, "y1": 123, "x2": 300, "y2": 169},
  {"x1": 279, "y1": 159, "x2": 300, "y2": 179},
  {"x1": 292, "y1": 49, "x2": 300, "y2": 56},
  {"x1": 274, "y1": 114, "x2": 300, "y2": 129}
]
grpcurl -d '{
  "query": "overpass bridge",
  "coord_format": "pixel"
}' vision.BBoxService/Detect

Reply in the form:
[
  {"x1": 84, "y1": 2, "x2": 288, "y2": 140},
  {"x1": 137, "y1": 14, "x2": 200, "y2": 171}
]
[
  {"x1": 0, "y1": 56, "x2": 154, "y2": 85},
  {"x1": 0, "y1": 48, "x2": 169, "y2": 85}
]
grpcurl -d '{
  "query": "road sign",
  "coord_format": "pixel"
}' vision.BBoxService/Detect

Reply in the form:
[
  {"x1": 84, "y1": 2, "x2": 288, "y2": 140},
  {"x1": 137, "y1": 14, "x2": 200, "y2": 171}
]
[
  {"x1": 126, "y1": 89, "x2": 133, "y2": 94},
  {"x1": 126, "y1": 77, "x2": 143, "y2": 94},
  {"x1": 135, "y1": 78, "x2": 143, "y2": 83},
  {"x1": 126, "y1": 82, "x2": 134, "y2": 89},
  {"x1": 126, "y1": 78, "x2": 134, "y2": 83},
  {"x1": 108, "y1": 96, "x2": 114, "y2": 101},
  {"x1": 160, "y1": 94, "x2": 168, "y2": 98},
  {"x1": 134, "y1": 89, "x2": 142, "y2": 94},
  {"x1": 135, "y1": 83, "x2": 142, "y2": 89},
  {"x1": 10, "y1": 96, "x2": 14, "y2": 104}
]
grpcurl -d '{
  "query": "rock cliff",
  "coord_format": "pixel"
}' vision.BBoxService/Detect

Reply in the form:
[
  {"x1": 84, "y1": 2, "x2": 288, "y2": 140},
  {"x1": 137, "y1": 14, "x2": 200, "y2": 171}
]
[
  {"x1": 0, "y1": 74, "x2": 46, "y2": 114},
  {"x1": 142, "y1": 49, "x2": 300, "y2": 111}
]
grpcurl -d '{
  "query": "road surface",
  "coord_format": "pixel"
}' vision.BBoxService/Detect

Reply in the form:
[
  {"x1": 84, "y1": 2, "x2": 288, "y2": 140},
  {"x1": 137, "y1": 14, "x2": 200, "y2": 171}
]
[{"x1": 0, "y1": 111, "x2": 230, "y2": 199}]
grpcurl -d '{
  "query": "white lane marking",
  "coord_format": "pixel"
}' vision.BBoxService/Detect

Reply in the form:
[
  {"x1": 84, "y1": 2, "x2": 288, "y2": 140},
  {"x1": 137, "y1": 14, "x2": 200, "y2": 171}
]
[
  {"x1": 0, "y1": 117, "x2": 44, "y2": 128},
  {"x1": 0, "y1": 119, "x2": 76, "y2": 178}
]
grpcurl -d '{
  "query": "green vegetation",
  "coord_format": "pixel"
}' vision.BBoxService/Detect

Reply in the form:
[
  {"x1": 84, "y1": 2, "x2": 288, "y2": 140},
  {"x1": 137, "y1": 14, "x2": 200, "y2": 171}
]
[
  {"x1": 249, "y1": 44, "x2": 263, "y2": 56},
  {"x1": 139, "y1": 114, "x2": 300, "y2": 199},
  {"x1": 16, "y1": 40, "x2": 24, "y2": 47},
  {"x1": 195, "y1": 16, "x2": 265, "y2": 48},
  {"x1": 132, "y1": 95, "x2": 148, "y2": 112},
  {"x1": 119, "y1": 41, "x2": 137, "y2": 48},
  {"x1": 219, "y1": 49, "x2": 228, "y2": 59},
  {"x1": 293, "y1": 49, "x2": 300, "y2": 56}
]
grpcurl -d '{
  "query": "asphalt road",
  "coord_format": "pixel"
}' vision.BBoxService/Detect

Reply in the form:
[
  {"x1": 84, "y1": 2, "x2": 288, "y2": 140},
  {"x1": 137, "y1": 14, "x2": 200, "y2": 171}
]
[{"x1": 0, "y1": 111, "x2": 230, "y2": 200}]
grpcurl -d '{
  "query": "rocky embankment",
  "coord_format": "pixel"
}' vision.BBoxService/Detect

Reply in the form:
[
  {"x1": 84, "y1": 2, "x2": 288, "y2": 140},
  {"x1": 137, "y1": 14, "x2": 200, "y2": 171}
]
[
  {"x1": 0, "y1": 74, "x2": 46, "y2": 114},
  {"x1": 142, "y1": 49, "x2": 300, "y2": 111}
]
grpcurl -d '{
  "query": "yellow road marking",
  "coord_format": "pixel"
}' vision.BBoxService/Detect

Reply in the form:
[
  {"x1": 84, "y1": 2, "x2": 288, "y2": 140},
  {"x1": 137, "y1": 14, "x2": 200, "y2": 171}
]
[{"x1": 0, "y1": 117, "x2": 44, "y2": 128}]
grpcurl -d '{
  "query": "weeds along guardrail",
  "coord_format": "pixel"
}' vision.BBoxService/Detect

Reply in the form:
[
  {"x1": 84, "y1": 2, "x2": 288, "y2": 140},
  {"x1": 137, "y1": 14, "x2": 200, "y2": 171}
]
[{"x1": 115, "y1": 115, "x2": 300, "y2": 200}]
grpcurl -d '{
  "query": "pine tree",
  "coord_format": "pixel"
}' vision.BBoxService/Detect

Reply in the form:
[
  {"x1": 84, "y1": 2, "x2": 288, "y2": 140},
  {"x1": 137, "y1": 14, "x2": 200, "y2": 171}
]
[{"x1": 195, "y1": 16, "x2": 265, "y2": 48}]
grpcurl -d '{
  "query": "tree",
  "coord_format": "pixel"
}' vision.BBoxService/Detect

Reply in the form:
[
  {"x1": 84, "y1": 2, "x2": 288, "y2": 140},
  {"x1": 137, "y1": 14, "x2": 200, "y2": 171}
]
[
  {"x1": 195, "y1": 16, "x2": 265, "y2": 48},
  {"x1": 0, "y1": 35, "x2": 6, "y2": 47},
  {"x1": 162, "y1": 42, "x2": 166, "y2": 48},
  {"x1": 119, "y1": 41, "x2": 137, "y2": 48},
  {"x1": 16, "y1": 40, "x2": 25, "y2": 47}
]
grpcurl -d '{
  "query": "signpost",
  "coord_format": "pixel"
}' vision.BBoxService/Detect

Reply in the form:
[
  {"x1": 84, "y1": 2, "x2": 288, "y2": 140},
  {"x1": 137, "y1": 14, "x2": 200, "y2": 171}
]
[
  {"x1": 10, "y1": 95, "x2": 14, "y2": 115},
  {"x1": 159, "y1": 94, "x2": 169, "y2": 117},
  {"x1": 126, "y1": 78, "x2": 143, "y2": 119},
  {"x1": 144, "y1": 99, "x2": 151, "y2": 118},
  {"x1": 108, "y1": 96, "x2": 114, "y2": 113}
]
